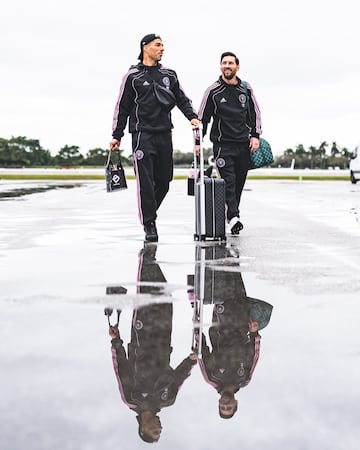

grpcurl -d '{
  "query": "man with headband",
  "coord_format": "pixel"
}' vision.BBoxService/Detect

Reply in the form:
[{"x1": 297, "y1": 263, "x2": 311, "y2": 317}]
[{"x1": 110, "y1": 34, "x2": 199, "y2": 242}]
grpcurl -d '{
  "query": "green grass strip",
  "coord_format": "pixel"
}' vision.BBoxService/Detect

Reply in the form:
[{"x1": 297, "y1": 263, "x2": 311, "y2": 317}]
[{"x1": 0, "y1": 174, "x2": 350, "y2": 181}]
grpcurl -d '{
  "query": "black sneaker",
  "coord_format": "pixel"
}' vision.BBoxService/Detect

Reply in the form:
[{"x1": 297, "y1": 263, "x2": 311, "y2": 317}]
[
  {"x1": 229, "y1": 217, "x2": 243, "y2": 235},
  {"x1": 104, "y1": 307, "x2": 113, "y2": 317},
  {"x1": 144, "y1": 221, "x2": 158, "y2": 242}
]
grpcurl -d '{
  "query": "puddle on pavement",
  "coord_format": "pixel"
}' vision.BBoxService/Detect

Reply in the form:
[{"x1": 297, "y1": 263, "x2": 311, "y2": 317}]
[
  {"x1": 101, "y1": 242, "x2": 274, "y2": 445},
  {"x1": 0, "y1": 183, "x2": 82, "y2": 200},
  {"x1": 2, "y1": 240, "x2": 276, "y2": 449}
]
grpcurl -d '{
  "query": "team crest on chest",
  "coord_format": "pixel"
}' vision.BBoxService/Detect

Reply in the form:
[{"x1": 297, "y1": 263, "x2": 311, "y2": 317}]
[
  {"x1": 162, "y1": 77, "x2": 170, "y2": 87},
  {"x1": 237, "y1": 363, "x2": 245, "y2": 377},
  {"x1": 239, "y1": 93, "x2": 246, "y2": 107}
]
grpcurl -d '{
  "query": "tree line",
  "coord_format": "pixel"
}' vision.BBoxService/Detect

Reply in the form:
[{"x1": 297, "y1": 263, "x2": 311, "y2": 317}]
[{"x1": 0, "y1": 136, "x2": 355, "y2": 169}]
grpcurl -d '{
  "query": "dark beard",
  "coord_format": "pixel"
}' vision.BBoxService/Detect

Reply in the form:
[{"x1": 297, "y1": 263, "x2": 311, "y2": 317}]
[
  {"x1": 221, "y1": 391, "x2": 233, "y2": 400},
  {"x1": 223, "y1": 71, "x2": 236, "y2": 82}
]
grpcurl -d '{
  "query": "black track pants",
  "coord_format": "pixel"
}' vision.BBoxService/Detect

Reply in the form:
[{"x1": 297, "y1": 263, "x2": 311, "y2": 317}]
[
  {"x1": 132, "y1": 131, "x2": 173, "y2": 225},
  {"x1": 213, "y1": 143, "x2": 250, "y2": 222}
]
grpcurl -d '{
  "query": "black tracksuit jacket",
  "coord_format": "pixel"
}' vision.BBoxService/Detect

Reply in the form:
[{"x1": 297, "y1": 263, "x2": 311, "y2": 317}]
[
  {"x1": 112, "y1": 63, "x2": 197, "y2": 140},
  {"x1": 198, "y1": 76, "x2": 262, "y2": 145}
]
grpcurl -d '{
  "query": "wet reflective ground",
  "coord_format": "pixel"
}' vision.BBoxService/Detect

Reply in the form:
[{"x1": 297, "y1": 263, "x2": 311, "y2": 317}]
[
  {"x1": 0, "y1": 182, "x2": 83, "y2": 200},
  {"x1": 1, "y1": 179, "x2": 360, "y2": 450}
]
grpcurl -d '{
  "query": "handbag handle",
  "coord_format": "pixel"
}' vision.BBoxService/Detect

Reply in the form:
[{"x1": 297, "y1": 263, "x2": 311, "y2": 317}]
[
  {"x1": 241, "y1": 80, "x2": 252, "y2": 131},
  {"x1": 106, "y1": 150, "x2": 113, "y2": 167},
  {"x1": 106, "y1": 149, "x2": 123, "y2": 168}
]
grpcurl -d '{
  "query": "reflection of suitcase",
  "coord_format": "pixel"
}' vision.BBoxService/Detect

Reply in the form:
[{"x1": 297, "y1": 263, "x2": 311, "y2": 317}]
[
  {"x1": 189, "y1": 244, "x2": 273, "y2": 360},
  {"x1": 193, "y1": 244, "x2": 246, "y2": 304},
  {"x1": 193, "y1": 126, "x2": 226, "y2": 241}
]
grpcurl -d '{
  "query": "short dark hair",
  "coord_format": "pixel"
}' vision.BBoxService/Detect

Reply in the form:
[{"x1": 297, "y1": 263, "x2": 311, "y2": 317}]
[{"x1": 220, "y1": 52, "x2": 239, "y2": 65}]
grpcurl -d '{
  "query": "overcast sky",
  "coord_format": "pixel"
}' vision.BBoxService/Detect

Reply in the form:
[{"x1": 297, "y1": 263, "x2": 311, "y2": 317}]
[{"x1": 1, "y1": 0, "x2": 359, "y2": 157}]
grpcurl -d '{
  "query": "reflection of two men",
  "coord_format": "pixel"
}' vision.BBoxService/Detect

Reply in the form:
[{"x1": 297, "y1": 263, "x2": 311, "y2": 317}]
[
  {"x1": 193, "y1": 244, "x2": 273, "y2": 420},
  {"x1": 106, "y1": 244, "x2": 197, "y2": 443}
]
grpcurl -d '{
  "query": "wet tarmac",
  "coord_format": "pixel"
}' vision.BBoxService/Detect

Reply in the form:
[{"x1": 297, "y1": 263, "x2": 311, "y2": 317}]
[{"x1": 1, "y1": 179, "x2": 360, "y2": 450}]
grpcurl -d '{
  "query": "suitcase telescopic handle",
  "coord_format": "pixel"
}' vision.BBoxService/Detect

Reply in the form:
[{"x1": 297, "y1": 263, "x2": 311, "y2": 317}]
[
  {"x1": 193, "y1": 124, "x2": 206, "y2": 236},
  {"x1": 192, "y1": 124, "x2": 204, "y2": 181}
]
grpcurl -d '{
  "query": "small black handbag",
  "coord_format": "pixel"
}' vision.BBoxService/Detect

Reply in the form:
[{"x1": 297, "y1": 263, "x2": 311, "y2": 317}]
[
  {"x1": 187, "y1": 162, "x2": 214, "y2": 196},
  {"x1": 105, "y1": 150, "x2": 127, "y2": 192}
]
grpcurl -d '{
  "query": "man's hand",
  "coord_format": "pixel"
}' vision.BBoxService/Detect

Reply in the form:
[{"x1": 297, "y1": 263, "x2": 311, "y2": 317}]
[
  {"x1": 248, "y1": 319, "x2": 259, "y2": 333},
  {"x1": 190, "y1": 118, "x2": 200, "y2": 128},
  {"x1": 109, "y1": 325, "x2": 120, "y2": 338},
  {"x1": 249, "y1": 137, "x2": 260, "y2": 153},
  {"x1": 189, "y1": 352, "x2": 198, "y2": 361},
  {"x1": 110, "y1": 139, "x2": 120, "y2": 152}
]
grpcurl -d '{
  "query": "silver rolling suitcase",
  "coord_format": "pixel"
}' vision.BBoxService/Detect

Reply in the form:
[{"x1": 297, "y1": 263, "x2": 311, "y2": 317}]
[{"x1": 193, "y1": 125, "x2": 226, "y2": 241}]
